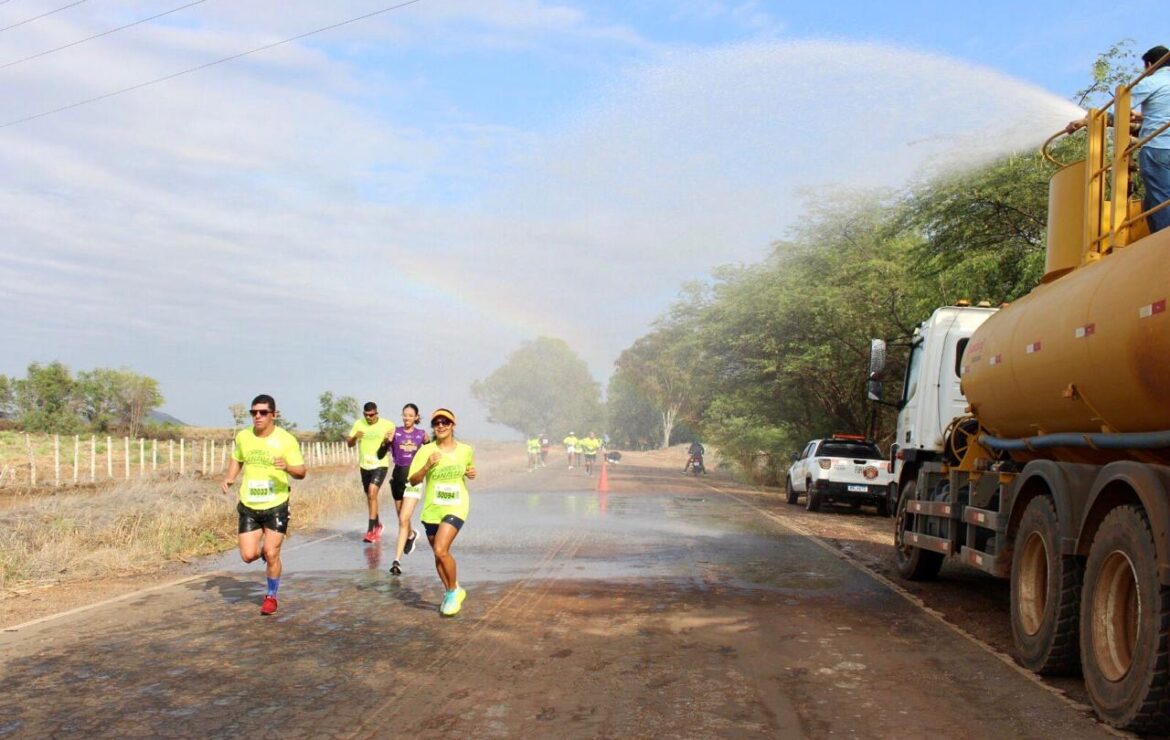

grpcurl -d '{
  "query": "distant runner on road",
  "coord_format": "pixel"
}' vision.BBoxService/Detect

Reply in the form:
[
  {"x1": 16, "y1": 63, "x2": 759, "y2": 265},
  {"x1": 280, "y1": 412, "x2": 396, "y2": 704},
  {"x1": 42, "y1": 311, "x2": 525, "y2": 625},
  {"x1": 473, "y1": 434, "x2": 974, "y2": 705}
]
[
  {"x1": 221, "y1": 394, "x2": 306, "y2": 616},
  {"x1": 408, "y1": 408, "x2": 476, "y2": 616},
  {"x1": 347, "y1": 402, "x2": 395, "y2": 543},
  {"x1": 385, "y1": 403, "x2": 428, "y2": 576},
  {"x1": 527, "y1": 435, "x2": 541, "y2": 472},
  {"x1": 563, "y1": 432, "x2": 578, "y2": 469},
  {"x1": 580, "y1": 432, "x2": 601, "y2": 474}
]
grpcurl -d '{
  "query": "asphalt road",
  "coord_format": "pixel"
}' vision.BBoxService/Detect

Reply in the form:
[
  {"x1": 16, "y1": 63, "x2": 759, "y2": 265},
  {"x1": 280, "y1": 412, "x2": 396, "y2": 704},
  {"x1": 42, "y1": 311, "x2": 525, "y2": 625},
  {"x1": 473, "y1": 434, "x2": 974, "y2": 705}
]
[{"x1": 0, "y1": 462, "x2": 1114, "y2": 738}]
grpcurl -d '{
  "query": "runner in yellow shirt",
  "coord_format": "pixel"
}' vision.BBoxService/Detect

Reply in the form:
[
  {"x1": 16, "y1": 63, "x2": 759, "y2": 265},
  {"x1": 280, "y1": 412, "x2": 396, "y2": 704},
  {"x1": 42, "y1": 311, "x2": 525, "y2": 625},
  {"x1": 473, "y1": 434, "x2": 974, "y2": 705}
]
[
  {"x1": 221, "y1": 394, "x2": 306, "y2": 616},
  {"x1": 526, "y1": 435, "x2": 541, "y2": 472},
  {"x1": 347, "y1": 401, "x2": 396, "y2": 542},
  {"x1": 580, "y1": 432, "x2": 601, "y2": 475},
  {"x1": 408, "y1": 408, "x2": 476, "y2": 616}
]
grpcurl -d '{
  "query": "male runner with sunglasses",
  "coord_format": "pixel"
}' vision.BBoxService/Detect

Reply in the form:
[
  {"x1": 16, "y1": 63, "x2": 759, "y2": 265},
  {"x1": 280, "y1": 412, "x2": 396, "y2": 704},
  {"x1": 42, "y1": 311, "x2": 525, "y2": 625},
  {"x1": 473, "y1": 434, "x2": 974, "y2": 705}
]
[
  {"x1": 347, "y1": 402, "x2": 395, "y2": 542},
  {"x1": 222, "y1": 395, "x2": 306, "y2": 616}
]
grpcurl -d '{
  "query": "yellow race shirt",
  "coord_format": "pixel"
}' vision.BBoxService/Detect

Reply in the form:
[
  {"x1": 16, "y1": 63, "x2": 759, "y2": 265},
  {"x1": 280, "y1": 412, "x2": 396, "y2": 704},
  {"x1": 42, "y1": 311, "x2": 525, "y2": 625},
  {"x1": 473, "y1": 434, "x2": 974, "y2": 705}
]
[
  {"x1": 232, "y1": 427, "x2": 304, "y2": 510},
  {"x1": 580, "y1": 437, "x2": 601, "y2": 455},
  {"x1": 408, "y1": 441, "x2": 475, "y2": 524},
  {"x1": 526, "y1": 437, "x2": 541, "y2": 454},
  {"x1": 563, "y1": 435, "x2": 578, "y2": 451},
  {"x1": 349, "y1": 417, "x2": 395, "y2": 470}
]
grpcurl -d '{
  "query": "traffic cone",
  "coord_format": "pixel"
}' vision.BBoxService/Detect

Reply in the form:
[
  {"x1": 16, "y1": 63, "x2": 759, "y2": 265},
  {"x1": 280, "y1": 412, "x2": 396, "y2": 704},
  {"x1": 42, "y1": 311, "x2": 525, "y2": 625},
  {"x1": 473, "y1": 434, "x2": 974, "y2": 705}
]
[{"x1": 597, "y1": 459, "x2": 610, "y2": 493}]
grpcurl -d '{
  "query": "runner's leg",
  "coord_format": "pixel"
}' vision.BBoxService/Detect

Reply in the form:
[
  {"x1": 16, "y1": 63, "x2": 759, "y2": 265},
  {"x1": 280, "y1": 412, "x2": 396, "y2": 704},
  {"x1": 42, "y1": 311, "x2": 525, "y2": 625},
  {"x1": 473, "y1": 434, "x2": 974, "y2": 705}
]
[
  {"x1": 429, "y1": 524, "x2": 459, "y2": 591},
  {"x1": 239, "y1": 529, "x2": 263, "y2": 563},
  {"x1": 262, "y1": 529, "x2": 285, "y2": 580},
  {"x1": 395, "y1": 497, "x2": 419, "y2": 561}
]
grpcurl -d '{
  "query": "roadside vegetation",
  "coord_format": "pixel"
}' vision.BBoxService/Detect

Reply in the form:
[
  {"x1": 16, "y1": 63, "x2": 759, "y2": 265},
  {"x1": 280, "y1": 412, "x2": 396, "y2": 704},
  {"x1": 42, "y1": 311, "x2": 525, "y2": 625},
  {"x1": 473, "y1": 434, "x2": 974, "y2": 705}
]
[{"x1": 0, "y1": 468, "x2": 355, "y2": 595}]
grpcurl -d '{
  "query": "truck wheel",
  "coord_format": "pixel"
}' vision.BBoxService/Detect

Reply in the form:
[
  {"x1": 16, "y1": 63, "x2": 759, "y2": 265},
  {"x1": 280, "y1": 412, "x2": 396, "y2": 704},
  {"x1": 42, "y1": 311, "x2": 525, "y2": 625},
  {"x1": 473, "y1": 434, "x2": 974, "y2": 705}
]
[
  {"x1": 785, "y1": 477, "x2": 799, "y2": 505},
  {"x1": 805, "y1": 481, "x2": 821, "y2": 512},
  {"x1": 893, "y1": 480, "x2": 943, "y2": 581},
  {"x1": 1010, "y1": 496, "x2": 1081, "y2": 675},
  {"x1": 1080, "y1": 505, "x2": 1170, "y2": 732}
]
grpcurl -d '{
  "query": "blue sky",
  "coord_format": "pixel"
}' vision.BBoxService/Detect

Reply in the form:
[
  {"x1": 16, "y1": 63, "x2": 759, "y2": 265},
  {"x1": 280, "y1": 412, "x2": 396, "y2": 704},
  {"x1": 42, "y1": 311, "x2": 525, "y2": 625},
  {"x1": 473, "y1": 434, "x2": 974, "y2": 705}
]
[{"x1": 0, "y1": 1, "x2": 1165, "y2": 435}]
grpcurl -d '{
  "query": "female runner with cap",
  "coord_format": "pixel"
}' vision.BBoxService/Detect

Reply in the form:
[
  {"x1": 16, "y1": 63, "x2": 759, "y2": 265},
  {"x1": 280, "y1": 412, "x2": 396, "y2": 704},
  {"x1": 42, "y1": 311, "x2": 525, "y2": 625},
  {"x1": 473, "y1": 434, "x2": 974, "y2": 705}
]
[{"x1": 407, "y1": 408, "x2": 476, "y2": 616}]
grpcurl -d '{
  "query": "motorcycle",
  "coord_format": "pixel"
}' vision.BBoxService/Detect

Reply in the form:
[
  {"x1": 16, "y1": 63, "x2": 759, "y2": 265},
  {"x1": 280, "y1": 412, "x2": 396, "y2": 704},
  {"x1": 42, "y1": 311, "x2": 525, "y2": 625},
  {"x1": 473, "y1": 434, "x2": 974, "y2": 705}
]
[{"x1": 685, "y1": 453, "x2": 706, "y2": 476}]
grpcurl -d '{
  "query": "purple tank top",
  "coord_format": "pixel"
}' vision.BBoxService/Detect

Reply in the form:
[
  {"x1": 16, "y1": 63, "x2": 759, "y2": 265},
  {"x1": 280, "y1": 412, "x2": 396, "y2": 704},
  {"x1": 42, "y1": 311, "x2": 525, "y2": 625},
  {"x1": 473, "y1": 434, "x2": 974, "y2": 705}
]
[{"x1": 390, "y1": 426, "x2": 426, "y2": 467}]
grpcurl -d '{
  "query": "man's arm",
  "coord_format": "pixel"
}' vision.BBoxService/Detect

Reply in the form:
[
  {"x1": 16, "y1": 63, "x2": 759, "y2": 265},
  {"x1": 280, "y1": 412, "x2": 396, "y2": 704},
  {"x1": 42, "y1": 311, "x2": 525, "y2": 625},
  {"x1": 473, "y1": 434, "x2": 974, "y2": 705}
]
[{"x1": 221, "y1": 458, "x2": 242, "y2": 495}]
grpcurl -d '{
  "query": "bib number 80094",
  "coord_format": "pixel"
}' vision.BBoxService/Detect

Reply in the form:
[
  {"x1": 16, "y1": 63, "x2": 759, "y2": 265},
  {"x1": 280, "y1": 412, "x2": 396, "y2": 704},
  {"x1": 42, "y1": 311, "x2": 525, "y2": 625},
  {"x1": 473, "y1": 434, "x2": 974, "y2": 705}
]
[{"x1": 433, "y1": 483, "x2": 462, "y2": 506}]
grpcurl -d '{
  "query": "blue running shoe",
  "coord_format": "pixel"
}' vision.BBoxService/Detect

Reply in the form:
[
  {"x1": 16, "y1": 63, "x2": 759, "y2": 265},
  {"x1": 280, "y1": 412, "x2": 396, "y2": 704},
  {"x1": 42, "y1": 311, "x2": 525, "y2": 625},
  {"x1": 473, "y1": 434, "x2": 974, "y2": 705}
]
[{"x1": 441, "y1": 587, "x2": 466, "y2": 616}]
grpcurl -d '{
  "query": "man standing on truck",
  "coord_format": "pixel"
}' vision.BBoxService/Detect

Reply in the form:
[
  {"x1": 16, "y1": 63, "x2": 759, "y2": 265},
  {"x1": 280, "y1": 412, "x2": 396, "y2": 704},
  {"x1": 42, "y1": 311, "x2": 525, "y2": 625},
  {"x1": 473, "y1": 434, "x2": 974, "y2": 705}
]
[{"x1": 1067, "y1": 45, "x2": 1170, "y2": 233}]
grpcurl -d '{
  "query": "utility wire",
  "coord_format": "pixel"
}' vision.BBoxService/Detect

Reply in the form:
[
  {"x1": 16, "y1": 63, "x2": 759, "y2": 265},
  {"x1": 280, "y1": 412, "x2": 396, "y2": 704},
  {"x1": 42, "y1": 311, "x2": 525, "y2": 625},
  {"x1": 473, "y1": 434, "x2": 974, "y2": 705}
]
[
  {"x1": 1, "y1": 0, "x2": 425, "y2": 129},
  {"x1": 1, "y1": 0, "x2": 208, "y2": 72},
  {"x1": 0, "y1": 0, "x2": 87, "y2": 34}
]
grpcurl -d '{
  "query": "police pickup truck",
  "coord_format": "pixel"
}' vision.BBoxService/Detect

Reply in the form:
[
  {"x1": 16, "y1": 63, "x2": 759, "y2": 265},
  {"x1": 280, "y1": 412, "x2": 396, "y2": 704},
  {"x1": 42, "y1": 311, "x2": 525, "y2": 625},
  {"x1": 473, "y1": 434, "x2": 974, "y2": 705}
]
[{"x1": 785, "y1": 435, "x2": 893, "y2": 515}]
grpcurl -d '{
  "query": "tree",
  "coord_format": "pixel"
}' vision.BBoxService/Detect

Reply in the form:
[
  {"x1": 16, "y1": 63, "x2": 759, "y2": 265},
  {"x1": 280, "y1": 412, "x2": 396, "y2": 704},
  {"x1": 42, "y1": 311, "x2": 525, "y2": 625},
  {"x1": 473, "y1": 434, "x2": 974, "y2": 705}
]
[
  {"x1": 228, "y1": 403, "x2": 248, "y2": 429},
  {"x1": 12, "y1": 361, "x2": 82, "y2": 433},
  {"x1": 318, "y1": 391, "x2": 359, "y2": 442},
  {"x1": 471, "y1": 337, "x2": 603, "y2": 438},
  {"x1": 75, "y1": 368, "x2": 163, "y2": 437},
  {"x1": 0, "y1": 374, "x2": 12, "y2": 418}
]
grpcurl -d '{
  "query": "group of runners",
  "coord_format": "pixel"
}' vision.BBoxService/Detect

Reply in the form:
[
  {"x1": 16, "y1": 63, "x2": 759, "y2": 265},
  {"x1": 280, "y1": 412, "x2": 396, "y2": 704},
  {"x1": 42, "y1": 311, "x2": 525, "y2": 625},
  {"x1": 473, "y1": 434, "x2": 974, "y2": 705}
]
[
  {"x1": 560, "y1": 432, "x2": 604, "y2": 474},
  {"x1": 223, "y1": 395, "x2": 476, "y2": 618}
]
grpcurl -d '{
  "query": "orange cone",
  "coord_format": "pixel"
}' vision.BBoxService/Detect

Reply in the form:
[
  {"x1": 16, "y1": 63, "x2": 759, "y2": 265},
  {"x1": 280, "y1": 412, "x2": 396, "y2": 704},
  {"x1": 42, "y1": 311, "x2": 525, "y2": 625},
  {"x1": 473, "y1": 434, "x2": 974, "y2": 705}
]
[{"x1": 597, "y1": 458, "x2": 610, "y2": 493}]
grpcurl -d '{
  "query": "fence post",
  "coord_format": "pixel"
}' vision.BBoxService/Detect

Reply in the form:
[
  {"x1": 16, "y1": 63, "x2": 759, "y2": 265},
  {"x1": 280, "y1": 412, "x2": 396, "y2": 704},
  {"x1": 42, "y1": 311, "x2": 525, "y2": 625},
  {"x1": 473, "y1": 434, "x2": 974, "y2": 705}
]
[
  {"x1": 124, "y1": 437, "x2": 130, "y2": 480},
  {"x1": 27, "y1": 433, "x2": 36, "y2": 488},
  {"x1": 180, "y1": 439, "x2": 185, "y2": 476},
  {"x1": 211, "y1": 440, "x2": 217, "y2": 473},
  {"x1": 169, "y1": 439, "x2": 174, "y2": 470},
  {"x1": 201, "y1": 440, "x2": 207, "y2": 475},
  {"x1": 90, "y1": 435, "x2": 96, "y2": 483},
  {"x1": 106, "y1": 436, "x2": 112, "y2": 479},
  {"x1": 73, "y1": 435, "x2": 79, "y2": 484},
  {"x1": 139, "y1": 438, "x2": 146, "y2": 478},
  {"x1": 152, "y1": 439, "x2": 157, "y2": 473},
  {"x1": 54, "y1": 434, "x2": 60, "y2": 487}
]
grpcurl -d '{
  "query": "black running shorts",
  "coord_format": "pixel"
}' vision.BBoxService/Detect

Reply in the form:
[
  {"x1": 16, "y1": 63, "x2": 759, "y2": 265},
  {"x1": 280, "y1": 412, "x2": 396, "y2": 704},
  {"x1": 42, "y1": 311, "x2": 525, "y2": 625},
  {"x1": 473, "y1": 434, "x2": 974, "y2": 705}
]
[
  {"x1": 361, "y1": 466, "x2": 388, "y2": 491},
  {"x1": 389, "y1": 464, "x2": 411, "y2": 501},
  {"x1": 423, "y1": 515, "x2": 465, "y2": 537},
  {"x1": 237, "y1": 501, "x2": 290, "y2": 534}
]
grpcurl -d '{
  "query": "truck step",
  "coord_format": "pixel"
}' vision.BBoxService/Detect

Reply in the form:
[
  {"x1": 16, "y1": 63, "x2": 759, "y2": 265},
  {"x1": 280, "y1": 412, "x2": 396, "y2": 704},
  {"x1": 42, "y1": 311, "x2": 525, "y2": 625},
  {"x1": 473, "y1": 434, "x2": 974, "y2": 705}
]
[
  {"x1": 959, "y1": 546, "x2": 1003, "y2": 576},
  {"x1": 908, "y1": 500, "x2": 954, "y2": 518},
  {"x1": 904, "y1": 531, "x2": 951, "y2": 555},
  {"x1": 963, "y1": 506, "x2": 1000, "y2": 530}
]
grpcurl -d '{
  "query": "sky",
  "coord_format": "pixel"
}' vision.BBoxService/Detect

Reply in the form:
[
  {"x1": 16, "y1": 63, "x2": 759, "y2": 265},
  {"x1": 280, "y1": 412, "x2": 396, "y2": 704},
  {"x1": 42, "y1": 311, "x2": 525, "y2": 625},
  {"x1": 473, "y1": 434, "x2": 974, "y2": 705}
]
[{"x1": 0, "y1": 0, "x2": 1166, "y2": 436}]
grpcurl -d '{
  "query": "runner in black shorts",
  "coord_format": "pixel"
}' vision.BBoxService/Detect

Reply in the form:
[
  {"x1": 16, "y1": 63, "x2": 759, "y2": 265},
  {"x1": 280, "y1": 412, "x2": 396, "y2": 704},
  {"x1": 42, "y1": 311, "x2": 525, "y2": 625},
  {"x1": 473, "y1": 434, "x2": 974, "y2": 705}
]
[{"x1": 386, "y1": 403, "x2": 429, "y2": 575}]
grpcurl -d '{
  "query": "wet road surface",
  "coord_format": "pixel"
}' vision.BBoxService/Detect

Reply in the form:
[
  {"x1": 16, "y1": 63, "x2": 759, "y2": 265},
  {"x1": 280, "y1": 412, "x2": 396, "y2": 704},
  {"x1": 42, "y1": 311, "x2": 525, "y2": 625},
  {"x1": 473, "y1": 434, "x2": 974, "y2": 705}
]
[{"x1": 0, "y1": 464, "x2": 1113, "y2": 738}]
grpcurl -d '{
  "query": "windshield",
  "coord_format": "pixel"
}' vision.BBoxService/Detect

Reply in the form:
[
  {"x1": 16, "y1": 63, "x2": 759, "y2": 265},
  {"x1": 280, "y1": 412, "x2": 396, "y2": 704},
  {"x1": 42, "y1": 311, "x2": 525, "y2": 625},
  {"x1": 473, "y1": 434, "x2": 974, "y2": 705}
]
[
  {"x1": 902, "y1": 339, "x2": 924, "y2": 405},
  {"x1": 816, "y1": 441, "x2": 883, "y2": 459}
]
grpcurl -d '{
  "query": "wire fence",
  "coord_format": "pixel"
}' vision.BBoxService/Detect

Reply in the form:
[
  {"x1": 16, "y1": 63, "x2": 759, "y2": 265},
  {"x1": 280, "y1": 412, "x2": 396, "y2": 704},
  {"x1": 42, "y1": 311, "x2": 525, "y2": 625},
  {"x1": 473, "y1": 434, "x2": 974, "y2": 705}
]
[{"x1": 0, "y1": 434, "x2": 358, "y2": 491}]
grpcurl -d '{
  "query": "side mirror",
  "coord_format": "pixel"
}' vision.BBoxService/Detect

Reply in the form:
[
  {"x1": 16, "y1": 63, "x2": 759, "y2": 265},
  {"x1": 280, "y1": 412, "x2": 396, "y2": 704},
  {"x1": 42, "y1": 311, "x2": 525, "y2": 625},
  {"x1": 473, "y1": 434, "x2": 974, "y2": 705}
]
[
  {"x1": 866, "y1": 376, "x2": 883, "y2": 402},
  {"x1": 869, "y1": 339, "x2": 887, "y2": 379},
  {"x1": 790, "y1": 452, "x2": 799, "y2": 462}
]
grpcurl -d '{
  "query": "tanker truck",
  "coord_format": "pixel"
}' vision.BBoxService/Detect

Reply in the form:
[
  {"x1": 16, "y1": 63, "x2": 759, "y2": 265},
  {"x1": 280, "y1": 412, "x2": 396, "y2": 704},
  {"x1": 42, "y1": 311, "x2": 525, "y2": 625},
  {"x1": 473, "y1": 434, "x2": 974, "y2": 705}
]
[{"x1": 866, "y1": 58, "x2": 1170, "y2": 732}]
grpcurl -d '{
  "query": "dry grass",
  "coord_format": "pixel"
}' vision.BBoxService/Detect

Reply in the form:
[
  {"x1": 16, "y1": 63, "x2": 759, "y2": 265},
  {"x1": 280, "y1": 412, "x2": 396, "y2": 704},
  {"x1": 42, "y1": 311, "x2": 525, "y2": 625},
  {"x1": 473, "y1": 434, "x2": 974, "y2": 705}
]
[{"x1": 0, "y1": 468, "x2": 356, "y2": 594}]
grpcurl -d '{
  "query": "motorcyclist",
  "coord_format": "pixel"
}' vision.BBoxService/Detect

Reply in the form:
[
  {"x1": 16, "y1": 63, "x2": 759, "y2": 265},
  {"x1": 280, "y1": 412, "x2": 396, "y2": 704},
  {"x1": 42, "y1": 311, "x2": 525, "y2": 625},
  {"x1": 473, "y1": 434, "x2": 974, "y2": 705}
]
[{"x1": 684, "y1": 441, "x2": 706, "y2": 474}]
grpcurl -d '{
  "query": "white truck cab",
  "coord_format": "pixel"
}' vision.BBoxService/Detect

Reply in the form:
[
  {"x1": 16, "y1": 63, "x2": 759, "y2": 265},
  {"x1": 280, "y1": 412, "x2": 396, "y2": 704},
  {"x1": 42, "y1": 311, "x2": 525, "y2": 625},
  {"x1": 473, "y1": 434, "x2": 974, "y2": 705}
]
[{"x1": 869, "y1": 304, "x2": 996, "y2": 492}]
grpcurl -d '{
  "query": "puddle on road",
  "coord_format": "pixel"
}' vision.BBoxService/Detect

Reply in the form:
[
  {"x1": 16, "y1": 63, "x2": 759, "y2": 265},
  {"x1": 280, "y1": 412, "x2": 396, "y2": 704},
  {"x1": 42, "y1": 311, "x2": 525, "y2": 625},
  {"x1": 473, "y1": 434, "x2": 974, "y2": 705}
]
[{"x1": 202, "y1": 491, "x2": 846, "y2": 595}]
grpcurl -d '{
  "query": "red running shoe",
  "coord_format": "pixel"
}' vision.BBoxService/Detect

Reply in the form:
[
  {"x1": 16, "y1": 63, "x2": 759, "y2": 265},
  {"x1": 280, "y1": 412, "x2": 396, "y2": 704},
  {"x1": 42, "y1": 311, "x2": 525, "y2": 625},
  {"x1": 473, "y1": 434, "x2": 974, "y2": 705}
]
[
  {"x1": 362, "y1": 523, "x2": 384, "y2": 543},
  {"x1": 260, "y1": 595, "x2": 278, "y2": 616}
]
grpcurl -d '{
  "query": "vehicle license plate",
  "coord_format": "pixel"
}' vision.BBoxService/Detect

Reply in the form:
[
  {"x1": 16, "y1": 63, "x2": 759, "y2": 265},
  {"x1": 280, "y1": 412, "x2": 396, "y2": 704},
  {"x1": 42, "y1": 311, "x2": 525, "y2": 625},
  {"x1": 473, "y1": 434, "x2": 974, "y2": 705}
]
[{"x1": 847, "y1": 484, "x2": 868, "y2": 493}]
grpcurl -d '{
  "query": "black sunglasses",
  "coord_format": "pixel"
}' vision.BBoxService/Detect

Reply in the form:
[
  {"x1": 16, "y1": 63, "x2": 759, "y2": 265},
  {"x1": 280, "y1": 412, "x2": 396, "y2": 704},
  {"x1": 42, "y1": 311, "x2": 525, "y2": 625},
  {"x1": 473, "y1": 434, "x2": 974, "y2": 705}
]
[
  {"x1": 432, "y1": 419, "x2": 453, "y2": 427},
  {"x1": 250, "y1": 409, "x2": 272, "y2": 417}
]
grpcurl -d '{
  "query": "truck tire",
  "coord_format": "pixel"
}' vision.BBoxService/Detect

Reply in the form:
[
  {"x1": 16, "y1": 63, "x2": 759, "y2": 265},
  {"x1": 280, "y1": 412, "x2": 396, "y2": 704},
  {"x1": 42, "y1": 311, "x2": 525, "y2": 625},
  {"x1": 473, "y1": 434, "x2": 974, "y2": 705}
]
[
  {"x1": 786, "y1": 477, "x2": 799, "y2": 505},
  {"x1": 805, "y1": 480, "x2": 821, "y2": 512},
  {"x1": 1080, "y1": 505, "x2": 1170, "y2": 732},
  {"x1": 893, "y1": 479, "x2": 943, "y2": 581},
  {"x1": 1010, "y1": 496, "x2": 1081, "y2": 675}
]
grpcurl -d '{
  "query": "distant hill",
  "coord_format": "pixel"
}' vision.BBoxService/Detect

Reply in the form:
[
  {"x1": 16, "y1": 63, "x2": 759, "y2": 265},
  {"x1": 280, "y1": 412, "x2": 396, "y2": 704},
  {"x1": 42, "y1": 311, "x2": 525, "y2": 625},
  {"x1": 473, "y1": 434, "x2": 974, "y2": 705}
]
[{"x1": 148, "y1": 410, "x2": 186, "y2": 426}]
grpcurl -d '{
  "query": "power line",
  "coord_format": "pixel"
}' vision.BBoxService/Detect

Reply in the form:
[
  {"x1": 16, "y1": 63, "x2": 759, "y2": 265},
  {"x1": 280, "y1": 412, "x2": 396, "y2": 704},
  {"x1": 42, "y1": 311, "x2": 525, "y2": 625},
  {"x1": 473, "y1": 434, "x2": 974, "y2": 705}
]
[
  {"x1": 0, "y1": 0, "x2": 87, "y2": 34},
  {"x1": 1, "y1": 0, "x2": 209, "y2": 72},
  {"x1": 1, "y1": 0, "x2": 425, "y2": 129}
]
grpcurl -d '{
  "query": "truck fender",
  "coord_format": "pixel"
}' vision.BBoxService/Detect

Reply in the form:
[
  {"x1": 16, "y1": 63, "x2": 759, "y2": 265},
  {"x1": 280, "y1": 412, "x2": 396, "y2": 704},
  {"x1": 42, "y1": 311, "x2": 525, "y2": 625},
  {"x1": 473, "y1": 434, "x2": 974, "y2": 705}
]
[
  {"x1": 1009, "y1": 461, "x2": 1098, "y2": 555},
  {"x1": 1077, "y1": 462, "x2": 1170, "y2": 585}
]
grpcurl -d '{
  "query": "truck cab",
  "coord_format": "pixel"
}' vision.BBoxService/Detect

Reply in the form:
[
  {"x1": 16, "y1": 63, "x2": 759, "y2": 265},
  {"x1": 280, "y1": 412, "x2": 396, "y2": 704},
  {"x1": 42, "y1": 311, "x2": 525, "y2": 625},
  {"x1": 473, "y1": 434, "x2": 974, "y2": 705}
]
[{"x1": 869, "y1": 303, "x2": 996, "y2": 493}]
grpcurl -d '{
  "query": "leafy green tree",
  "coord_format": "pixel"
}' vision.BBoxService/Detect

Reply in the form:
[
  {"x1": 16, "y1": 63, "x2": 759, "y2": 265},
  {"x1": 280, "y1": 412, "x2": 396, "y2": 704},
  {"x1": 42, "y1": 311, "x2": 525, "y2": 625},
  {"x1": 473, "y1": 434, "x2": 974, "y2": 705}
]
[
  {"x1": 472, "y1": 337, "x2": 603, "y2": 438},
  {"x1": 318, "y1": 391, "x2": 359, "y2": 442},
  {"x1": 605, "y1": 372, "x2": 660, "y2": 449},
  {"x1": 1074, "y1": 39, "x2": 1139, "y2": 108},
  {"x1": 75, "y1": 368, "x2": 163, "y2": 437},
  {"x1": 0, "y1": 374, "x2": 12, "y2": 417},
  {"x1": 12, "y1": 361, "x2": 82, "y2": 433}
]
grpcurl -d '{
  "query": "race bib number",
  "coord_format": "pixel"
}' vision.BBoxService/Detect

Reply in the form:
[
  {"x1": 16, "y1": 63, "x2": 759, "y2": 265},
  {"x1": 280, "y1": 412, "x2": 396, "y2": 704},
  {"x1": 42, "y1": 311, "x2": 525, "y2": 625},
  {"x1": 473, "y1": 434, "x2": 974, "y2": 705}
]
[
  {"x1": 247, "y1": 479, "x2": 276, "y2": 502},
  {"x1": 433, "y1": 483, "x2": 462, "y2": 506},
  {"x1": 405, "y1": 482, "x2": 423, "y2": 498}
]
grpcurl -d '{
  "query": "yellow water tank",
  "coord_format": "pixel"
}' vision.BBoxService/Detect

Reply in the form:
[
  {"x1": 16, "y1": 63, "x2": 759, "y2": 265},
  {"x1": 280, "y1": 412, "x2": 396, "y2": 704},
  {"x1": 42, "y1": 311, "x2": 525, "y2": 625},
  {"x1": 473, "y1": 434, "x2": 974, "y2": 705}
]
[{"x1": 962, "y1": 227, "x2": 1170, "y2": 461}]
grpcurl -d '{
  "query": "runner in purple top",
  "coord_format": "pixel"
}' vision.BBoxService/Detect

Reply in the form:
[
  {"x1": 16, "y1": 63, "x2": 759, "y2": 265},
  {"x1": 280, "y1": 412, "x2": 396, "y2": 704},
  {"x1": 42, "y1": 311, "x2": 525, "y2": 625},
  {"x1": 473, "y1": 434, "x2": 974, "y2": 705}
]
[{"x1": 385, "y1": 403, "x2": 429, "y2": 575}]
